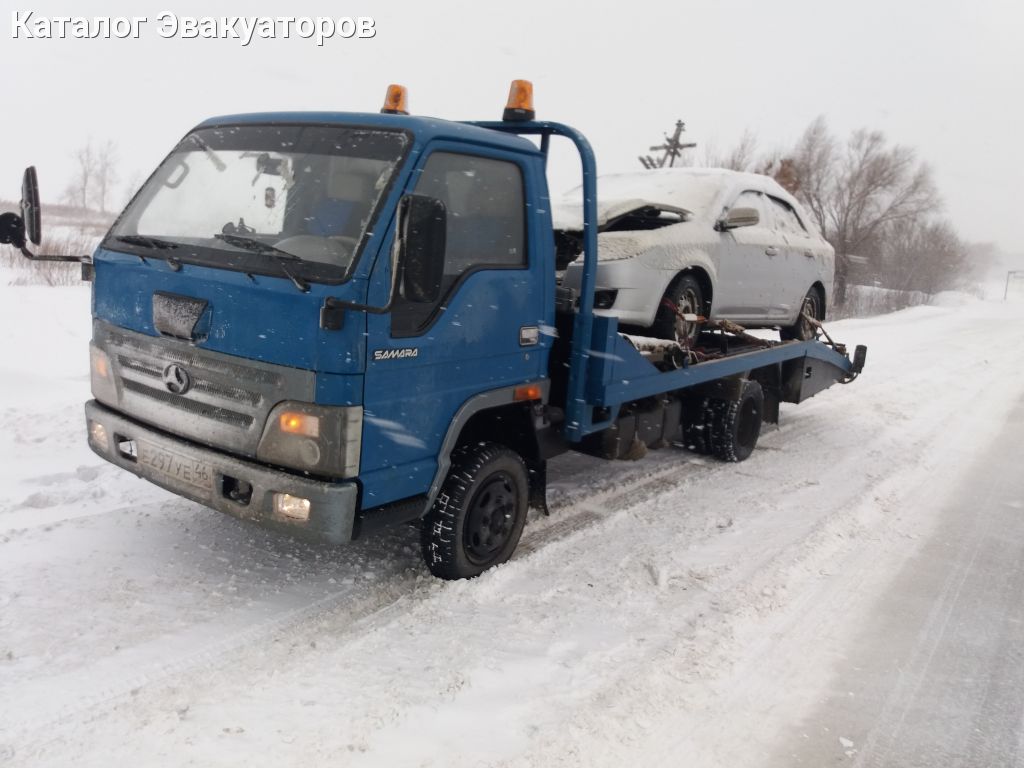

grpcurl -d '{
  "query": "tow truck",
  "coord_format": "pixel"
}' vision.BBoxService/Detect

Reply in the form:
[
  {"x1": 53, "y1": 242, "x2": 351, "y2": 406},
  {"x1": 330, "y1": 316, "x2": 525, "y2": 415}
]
[{"x1": 0, "y1": 81, "x2": 865, "y2": 579}]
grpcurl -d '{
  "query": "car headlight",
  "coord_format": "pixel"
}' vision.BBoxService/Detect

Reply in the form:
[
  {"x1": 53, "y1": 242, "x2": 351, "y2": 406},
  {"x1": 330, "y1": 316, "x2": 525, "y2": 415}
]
[
  {"x1": 257, "y1": 402, "x2": 362, "y2": 478},
  {"x1": 90, "y1": 344, "x2": 119, "y2": 405}
]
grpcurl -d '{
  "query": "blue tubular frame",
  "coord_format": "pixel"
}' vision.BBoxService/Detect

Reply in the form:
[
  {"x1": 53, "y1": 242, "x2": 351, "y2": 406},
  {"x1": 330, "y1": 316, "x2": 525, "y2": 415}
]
[{"x1": 470, "y1": 121, "x2": 601, "y2": 441}]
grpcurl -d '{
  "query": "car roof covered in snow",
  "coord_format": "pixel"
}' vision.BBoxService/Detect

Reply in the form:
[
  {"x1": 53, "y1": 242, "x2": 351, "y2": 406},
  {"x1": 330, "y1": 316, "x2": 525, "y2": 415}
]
[{"x1": 553, "y1": 167, "x2": 797, "y2": 231}]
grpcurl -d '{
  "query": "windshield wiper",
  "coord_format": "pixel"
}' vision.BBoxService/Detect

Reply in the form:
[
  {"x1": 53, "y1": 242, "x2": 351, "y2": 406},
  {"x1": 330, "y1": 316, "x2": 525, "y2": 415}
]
[
  {"x1": 115, "y1": 234, "x2": 179, "y2": 250},
  {"x1": 214, "y1": 234, "x2": 309, "y2": 293},
  {"x1": 112, "y1": 235, "x2": 183, "y2": 271}
]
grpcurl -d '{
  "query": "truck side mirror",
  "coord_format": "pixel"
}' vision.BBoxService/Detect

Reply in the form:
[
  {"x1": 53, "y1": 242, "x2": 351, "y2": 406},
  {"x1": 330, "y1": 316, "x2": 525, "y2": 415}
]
[
  {"x1": 718, "y1": 206, "x2": 759, "y2": 230},
  {"x1": 0, "y1": 166, "x2": 85, "y2": 266},
  {"x1": 22, "y1": 166, "x2": 41, "y2": 246},
  {"x1": 0, "y1": 167, "x2": 42, "y2": 250},
  {"x1": 398, "y1": 194, "x2": 446, "y2": 304}
]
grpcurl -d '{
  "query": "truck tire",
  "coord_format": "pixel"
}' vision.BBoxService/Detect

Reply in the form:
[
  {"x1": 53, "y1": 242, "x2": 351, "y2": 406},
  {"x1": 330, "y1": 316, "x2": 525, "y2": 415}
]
[
  {"x1": 652, "y1": 274, "x2": 704, "y2": 345},
  {"x1": 709, "y1": 380, "x2": 763, "y2": 462},
  {"x1": 420, "y1": 442, "x2": 529, "y2": 580},
  {"x1": 781, "y1": 286, "x2": 824, "y2": 341},
  {"x1": 682, "y1": 396, "x2": 714, "y2": 454}
]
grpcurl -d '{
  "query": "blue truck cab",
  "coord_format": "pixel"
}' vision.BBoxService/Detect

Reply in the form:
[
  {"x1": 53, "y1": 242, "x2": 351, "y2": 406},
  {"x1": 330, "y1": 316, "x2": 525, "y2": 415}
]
[{"x1": 1, "y1": 82, "x2": 864, "y2": 579}]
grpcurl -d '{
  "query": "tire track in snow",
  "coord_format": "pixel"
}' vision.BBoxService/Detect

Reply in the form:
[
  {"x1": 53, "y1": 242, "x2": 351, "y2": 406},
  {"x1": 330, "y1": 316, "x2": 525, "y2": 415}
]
[{"x1": 0, "y1": 446, "x2": 732, "y2": 751}]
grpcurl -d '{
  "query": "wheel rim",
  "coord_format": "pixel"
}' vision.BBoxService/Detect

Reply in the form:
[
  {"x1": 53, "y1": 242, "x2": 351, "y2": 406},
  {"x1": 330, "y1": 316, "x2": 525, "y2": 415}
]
[
  {"x1": 463, "y1": 472, "x2": 518, "y2": 566},
  {"x1": 673, "y1": 287, "x2": 701, "y2": 344},
  {"x1": 799, "y1": 294, "x2": 820, "y2": 337}
]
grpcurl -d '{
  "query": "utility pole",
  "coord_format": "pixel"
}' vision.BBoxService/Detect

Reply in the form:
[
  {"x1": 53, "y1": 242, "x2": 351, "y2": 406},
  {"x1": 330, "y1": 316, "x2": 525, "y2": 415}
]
[
  {"x1": 639, "y1": 120, "x2": 697, "y2": 169},
  {"x1": 1005, "y1": 270, "x2": 1024, "y2": 300}
]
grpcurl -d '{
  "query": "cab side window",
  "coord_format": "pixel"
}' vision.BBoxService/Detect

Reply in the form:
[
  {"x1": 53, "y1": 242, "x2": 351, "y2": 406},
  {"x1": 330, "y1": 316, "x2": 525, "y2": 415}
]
[{"x1": 392, "y1": 152, "x2": 526, "y2": 336}]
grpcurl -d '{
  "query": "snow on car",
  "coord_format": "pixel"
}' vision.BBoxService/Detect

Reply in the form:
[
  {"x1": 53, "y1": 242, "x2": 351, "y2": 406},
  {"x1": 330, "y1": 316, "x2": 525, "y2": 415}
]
[{"x1": 555, "y1": 167, "x2": 835, "y2": 343}]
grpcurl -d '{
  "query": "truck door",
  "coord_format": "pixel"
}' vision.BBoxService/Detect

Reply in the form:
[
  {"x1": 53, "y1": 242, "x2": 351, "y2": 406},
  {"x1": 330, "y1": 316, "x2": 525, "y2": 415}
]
[
  {"x1": 358, "y1": 146, "x2": 550, "y2": 509},
  {"x1": 716, "y1": 190, "x2": 778, "y2": 322}
]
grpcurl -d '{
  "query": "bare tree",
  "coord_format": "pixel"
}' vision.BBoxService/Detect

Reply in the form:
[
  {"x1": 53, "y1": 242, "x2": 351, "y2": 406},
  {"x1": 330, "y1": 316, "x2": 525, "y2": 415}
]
[
  {"x1": 768, "y1": 156, "x2": 800, "y2": 195},
  {"x1": 788, "y1": 116, "x2": 836, "y2": 237},
  {"x1": 93, "y1": 140, "x2": 119, "y2": 213},
  {"x1": 64, "y1": 141, "x2": 97, "y2": 211},
  {"x1": 700, "y1": 129, "x2": 760, "y2": 172},
  {"x1": 787, "y1": 118, "x2": 940, "y2": 307},
  {"x1": 878, "y1": 218, "x2": 967, "y2": 294}
]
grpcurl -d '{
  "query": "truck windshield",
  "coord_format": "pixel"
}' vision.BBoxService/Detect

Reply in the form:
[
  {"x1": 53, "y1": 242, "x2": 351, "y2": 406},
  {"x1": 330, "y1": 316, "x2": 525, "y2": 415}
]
[{"x1": 107, "y1": 124, "x2": 409, "y2": 283}]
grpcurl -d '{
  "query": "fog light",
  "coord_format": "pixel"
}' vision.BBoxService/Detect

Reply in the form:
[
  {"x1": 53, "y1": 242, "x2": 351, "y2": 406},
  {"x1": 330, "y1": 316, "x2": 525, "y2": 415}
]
[
  {"x1": 88, "y1": 420, "x2": 108, "y2": 451},
  {"x1": 594, "y1": 289, "x2": 618, "y2": 309},
  {"x1": 274, "y1": 493, "x2": 311, "y2": 521}
]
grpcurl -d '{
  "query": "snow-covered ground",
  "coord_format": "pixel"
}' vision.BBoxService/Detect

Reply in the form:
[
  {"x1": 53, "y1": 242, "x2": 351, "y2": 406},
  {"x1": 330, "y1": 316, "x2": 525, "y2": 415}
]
[{"x1": 1, "y1": 280, "x2": 1023, "y2": 767}]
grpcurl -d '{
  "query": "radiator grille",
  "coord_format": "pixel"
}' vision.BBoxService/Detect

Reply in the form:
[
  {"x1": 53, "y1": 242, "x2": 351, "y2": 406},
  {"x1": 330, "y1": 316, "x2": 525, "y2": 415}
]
[{"x1": 95, "y1": 321, "x2": 315, "y2": 457}]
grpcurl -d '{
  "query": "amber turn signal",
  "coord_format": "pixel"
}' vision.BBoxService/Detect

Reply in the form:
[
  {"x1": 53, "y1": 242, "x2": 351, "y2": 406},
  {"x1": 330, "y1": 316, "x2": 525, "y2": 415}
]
[
  {"x1": 513, "y1": 383, "x2": 543, "y2": 402},
  {"x1": 503, "y1": 79, "x2": 535, "y2": 122},
  {"x1": 279, "y1": 412, "x2": 320, "y2": 438},
  {"x1": 381, "y1": 84, "x2": 409, "y2": 115}
]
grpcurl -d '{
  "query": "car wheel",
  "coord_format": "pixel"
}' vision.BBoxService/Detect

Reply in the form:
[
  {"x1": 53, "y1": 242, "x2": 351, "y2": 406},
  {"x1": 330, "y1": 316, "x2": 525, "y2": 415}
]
[
  {"x1": 652, "y1": 274, "x2": 704, "y2": 345},
  {"x1": 781, "y1": 286, "x2": 824, "y2": 341},
  {"x1": 420, "y1": 442, "x2": 529, "y2": 580}
]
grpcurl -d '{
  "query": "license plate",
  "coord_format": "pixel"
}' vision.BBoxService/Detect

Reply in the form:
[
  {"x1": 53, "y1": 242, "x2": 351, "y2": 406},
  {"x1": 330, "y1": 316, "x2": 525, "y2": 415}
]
[{"x1": 138, "y1": 442, "x2": 213, "y2": 491}]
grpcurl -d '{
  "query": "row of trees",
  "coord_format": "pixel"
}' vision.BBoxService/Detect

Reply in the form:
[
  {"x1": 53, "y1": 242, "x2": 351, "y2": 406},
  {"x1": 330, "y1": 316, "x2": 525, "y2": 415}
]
[
  {"x1": 658, "y1": 118, "x2": 990, "y2": 308},
  {"x1": 63, "y1": 139, "x2": 120, "y2": 214}
]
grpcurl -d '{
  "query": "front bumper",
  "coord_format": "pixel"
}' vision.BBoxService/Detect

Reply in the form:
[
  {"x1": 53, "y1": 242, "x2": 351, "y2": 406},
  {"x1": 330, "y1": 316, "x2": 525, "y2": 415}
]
[{"x1": 85, "y1": 400, "x2": 359, "y2": 544}]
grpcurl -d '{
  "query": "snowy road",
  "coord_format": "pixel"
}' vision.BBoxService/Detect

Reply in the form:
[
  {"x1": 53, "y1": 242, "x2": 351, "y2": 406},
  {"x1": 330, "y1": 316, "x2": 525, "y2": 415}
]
[
  {"x1": 767, "y1": 392, "x2": 1024, "y2": 767},
  {"x1": 2, "y1": 284, "x2": 1023, "y2": 767}
]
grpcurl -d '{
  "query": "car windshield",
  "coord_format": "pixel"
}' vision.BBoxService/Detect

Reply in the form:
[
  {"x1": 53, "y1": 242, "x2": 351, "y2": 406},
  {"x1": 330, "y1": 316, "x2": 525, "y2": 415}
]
[{"x1": 107, "y1": 124, "x2": 409, "y2": 282}]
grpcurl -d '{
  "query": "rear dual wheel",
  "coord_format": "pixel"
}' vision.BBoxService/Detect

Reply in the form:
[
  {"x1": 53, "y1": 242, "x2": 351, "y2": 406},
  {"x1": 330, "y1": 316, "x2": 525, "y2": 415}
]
[{"x1": 684, "y1": 380, "x2": 764, "y2": 463}]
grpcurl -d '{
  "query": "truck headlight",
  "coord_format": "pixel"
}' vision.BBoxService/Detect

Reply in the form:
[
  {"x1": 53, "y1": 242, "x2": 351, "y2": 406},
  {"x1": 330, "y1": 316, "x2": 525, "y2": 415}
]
[
  {"x1": 90, "y1": 344, "x2": 118, "y2": 405},
  {"x1": 257, "y1": 402, "x2": 362, "y2": 478}
]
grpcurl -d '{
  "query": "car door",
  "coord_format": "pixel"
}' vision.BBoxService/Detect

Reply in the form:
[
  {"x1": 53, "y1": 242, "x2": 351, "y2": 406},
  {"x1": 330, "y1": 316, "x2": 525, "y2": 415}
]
[
  {"x1": 358, "y1": 146, "x2": 550, "y2": 509},
  {"x1": 716, "y1": 190, "x2": 778, "y2": 322},
  {"x1": 766, "y1": 195, "x2": 823, "y2": 322}
]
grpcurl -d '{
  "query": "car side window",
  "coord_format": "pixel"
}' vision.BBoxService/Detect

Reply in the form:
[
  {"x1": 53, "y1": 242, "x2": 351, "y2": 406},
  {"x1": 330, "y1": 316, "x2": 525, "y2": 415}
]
[
  {"x1": 731, "y1": 190, "x2": 773, "y2": 229},
  {"x1": 391, "y1": 151, "x2": 527, "y2": 337},
  {"x1": 767, "y1": 196, "x2": 808, "y2": 235}
]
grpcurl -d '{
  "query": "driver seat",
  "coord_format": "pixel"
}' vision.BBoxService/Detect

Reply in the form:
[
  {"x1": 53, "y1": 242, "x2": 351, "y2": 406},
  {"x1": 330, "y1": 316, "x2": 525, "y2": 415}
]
[{"x1": 307, "y1": 169, "x2": 371, "y2": 238}]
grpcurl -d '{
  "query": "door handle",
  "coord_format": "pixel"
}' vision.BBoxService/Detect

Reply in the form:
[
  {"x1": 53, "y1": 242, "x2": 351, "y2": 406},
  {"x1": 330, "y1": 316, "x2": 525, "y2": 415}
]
[
  {"x1": 804, "y1": 249, "x2": 815, "y2": 258},
  {"x1": 765, "y1": 247, "x2": 779, "y2": 257}
]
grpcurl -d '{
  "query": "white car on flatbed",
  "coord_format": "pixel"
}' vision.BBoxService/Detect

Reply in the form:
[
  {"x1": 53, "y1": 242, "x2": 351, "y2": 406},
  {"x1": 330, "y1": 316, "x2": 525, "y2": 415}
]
[{"x1": 556, "y1": 167, "x2": 835, "y2": 343}]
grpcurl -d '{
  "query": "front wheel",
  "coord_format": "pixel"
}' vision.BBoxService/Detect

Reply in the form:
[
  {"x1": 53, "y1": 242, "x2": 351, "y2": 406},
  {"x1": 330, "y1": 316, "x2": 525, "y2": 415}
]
[
  {"x1": 652, "y1": 274, "x2": 705, "y2": 346},
  {"x1": 420, "y1": 443, "x2": 529, "y2": 579}
]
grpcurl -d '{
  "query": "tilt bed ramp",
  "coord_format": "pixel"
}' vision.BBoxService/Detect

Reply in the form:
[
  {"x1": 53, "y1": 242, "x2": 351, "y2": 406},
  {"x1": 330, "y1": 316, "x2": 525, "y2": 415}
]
[{"x1": 543, "y1": 299, "x2": 866, "y2": 470}]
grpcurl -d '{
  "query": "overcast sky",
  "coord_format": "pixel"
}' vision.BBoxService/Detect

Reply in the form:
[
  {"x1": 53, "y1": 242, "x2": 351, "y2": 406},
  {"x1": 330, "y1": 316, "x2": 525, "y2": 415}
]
[{"x1": 2, "y1": 0, "x2": 1021, "y2": 260}]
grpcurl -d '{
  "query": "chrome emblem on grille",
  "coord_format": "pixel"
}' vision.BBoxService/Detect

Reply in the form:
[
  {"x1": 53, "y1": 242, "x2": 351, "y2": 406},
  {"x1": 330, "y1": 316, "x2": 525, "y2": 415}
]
[{"x1": 162, "y1": 363, "x2": 193, "y2": 395}]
